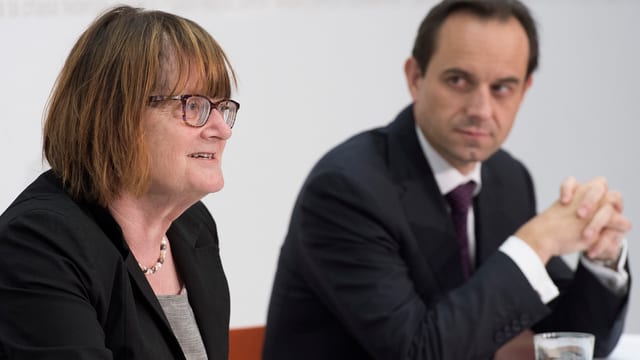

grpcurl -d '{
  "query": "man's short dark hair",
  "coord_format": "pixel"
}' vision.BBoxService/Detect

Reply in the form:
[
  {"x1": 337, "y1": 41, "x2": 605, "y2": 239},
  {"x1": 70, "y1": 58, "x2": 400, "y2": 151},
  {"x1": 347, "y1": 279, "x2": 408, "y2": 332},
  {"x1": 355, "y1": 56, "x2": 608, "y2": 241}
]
[{"x1": 412, "y1": 0, "x2": 539, "y2": 78}]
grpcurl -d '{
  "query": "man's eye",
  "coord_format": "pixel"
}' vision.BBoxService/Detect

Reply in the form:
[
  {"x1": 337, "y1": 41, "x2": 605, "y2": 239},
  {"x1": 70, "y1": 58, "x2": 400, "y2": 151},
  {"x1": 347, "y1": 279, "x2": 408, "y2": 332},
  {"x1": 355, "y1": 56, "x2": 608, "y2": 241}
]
[
  {"x1": 447, "y1": 75, "x2": 470, "y2": 90},
  {"x1": 448, "y1": 76, "x2": 464, "y2": 85},
  {"x1": 492, "y1": 84, "x2": 513, "y2": 97}
]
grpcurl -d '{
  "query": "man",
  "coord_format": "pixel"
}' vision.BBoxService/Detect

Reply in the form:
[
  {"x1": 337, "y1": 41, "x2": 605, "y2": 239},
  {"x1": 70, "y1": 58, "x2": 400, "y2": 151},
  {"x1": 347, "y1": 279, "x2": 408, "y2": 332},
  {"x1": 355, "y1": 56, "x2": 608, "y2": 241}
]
[{"x1": 263, "y1": 1, "x2": 631, "y2": 359}]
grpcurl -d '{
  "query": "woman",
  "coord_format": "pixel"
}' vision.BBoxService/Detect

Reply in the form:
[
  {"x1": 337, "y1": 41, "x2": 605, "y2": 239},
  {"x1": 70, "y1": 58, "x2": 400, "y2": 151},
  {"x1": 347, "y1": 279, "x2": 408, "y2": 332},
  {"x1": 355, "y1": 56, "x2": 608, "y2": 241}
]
[{"x1": 0, "y1": 6, "x2": 239, "y2": 359}]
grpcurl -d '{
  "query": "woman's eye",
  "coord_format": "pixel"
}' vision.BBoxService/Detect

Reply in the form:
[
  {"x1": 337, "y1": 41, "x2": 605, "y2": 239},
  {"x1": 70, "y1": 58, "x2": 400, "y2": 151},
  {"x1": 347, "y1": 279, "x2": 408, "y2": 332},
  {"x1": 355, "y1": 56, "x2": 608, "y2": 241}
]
[{"x1": 186, "y1": 101, "x2": 201, "y2": 113}]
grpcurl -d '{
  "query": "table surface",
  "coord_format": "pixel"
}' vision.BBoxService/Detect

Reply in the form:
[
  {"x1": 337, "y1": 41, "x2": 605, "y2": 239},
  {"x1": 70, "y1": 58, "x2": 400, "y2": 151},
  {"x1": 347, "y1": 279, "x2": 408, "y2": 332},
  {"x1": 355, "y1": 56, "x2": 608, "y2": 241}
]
[
  {"x1": 494, "y1": 332, "x2": 639, "y2": 359},
  {"x1": 603, "y1": 334, "x2": 640, "y2": 360}
]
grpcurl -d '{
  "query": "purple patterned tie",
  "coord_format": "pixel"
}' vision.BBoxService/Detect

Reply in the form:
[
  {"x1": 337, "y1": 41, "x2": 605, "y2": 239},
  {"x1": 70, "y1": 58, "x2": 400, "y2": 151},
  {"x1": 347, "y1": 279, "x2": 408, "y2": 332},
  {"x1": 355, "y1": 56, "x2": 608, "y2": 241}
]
[{"x1": 445, "y1": 181, "x2": 476, "y2": 279}]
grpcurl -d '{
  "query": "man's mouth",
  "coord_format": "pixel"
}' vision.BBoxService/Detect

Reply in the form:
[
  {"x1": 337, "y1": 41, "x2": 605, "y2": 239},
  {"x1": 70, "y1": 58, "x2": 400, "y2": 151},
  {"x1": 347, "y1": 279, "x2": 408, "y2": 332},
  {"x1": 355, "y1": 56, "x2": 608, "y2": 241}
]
[{"x1": 457, "y1": 128, "x2": 490, "y2": 137}]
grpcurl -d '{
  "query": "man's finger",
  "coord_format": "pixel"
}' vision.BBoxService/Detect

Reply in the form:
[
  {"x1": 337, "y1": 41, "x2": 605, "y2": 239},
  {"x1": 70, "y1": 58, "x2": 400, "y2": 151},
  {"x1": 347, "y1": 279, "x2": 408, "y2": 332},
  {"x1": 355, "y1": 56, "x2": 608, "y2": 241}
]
[
  {"x1": 560, "y1": 176, "x2": 578, "y2": 205},
  {"x1": 582, "y1": 202, "x2": 614, "y2": 241},
  {"x1": 576, "y1": 176, "x2": 607, "y2": 219},
  {"x1": 602, "y1": 213, "x2": 632, "y2": 233},
  {"x1": 586, "y1": 229, "x2": 623, "y2": 260},
  {"x1": 605, "y1": 190, "x2": 624, "y2": 213}
]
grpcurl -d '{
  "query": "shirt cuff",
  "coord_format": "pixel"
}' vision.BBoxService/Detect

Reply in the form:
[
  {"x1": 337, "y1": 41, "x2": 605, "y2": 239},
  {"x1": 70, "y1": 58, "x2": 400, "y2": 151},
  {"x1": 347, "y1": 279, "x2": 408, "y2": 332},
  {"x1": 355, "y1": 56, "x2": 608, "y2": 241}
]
[
  {"x1": 580, "y1": 238, "x2": 629, "y2": 295},
  {"x1": 500, "y1": 236, "x2": 559, "y2": 304}
]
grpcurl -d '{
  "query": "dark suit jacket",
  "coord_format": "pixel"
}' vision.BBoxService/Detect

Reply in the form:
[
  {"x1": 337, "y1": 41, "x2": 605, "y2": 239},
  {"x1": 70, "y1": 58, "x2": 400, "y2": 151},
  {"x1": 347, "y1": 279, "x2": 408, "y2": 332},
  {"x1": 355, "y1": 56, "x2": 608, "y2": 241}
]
[
  {"x1": 263, "y1": 106, "x2": 628, "y2": 360},
  {"x1": 0, "y1": 170, "x2": 229, "y2": 359}
]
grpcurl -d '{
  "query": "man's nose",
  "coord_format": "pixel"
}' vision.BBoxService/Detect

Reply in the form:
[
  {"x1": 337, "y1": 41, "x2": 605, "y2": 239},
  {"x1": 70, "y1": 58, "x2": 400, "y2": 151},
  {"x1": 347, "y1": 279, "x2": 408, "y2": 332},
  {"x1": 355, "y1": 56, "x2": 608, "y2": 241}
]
[{"x1": 465, "y1": 87, "x2": 492, "y2": 122}]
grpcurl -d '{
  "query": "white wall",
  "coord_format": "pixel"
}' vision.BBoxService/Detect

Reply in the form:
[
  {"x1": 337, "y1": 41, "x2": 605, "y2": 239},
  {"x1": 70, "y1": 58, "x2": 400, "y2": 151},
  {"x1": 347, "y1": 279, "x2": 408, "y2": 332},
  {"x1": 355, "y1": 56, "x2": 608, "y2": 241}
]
[{"x1": 1, "y1": 0, "x2": 638, "y2": 333}]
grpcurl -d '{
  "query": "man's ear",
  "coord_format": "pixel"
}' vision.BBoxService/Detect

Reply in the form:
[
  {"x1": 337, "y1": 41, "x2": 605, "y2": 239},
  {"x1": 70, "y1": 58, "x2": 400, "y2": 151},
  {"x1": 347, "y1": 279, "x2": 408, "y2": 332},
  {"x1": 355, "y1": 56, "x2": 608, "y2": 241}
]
[
  {"x1": 524, "y1": 75, "x2": 533, "y2": 92},
  {"x1": 404, "y1": 57, "x2": 424, "y2": 101}
]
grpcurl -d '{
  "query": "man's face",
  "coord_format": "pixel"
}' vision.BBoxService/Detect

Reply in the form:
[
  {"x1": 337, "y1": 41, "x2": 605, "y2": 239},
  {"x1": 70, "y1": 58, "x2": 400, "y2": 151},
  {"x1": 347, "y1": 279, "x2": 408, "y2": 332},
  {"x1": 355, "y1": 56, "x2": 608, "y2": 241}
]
[{"x1": 405, "y1": 11, "x2": 532, "y2": 174}]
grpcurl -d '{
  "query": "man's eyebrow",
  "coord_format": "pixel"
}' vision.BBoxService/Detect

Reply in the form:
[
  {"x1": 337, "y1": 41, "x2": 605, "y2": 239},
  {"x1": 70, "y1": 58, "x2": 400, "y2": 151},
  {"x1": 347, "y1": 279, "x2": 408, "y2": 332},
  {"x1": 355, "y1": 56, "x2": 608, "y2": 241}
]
[
  {"x1": 440, "y1": 67, "x2": 476, "y2": 84},
  {"x1": 494, "y1": 76, "x2": 521, "y2": 85},
  {"x1": 441, "y1": 67, "x2": 473, "y2": 77},
  {"x1": 441, "y1": 68, "x2": 523, "y2": 85},
  {"x1": 442, "y1": 67, "x2": 522, "y2": 84}
]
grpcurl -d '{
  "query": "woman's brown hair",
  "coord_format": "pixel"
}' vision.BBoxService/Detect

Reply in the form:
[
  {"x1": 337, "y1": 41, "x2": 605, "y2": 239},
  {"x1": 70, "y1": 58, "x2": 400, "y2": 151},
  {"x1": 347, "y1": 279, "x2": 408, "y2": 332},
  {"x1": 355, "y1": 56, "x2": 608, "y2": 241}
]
[{"x1": 43, "y1": 6, "x2": 236, "y2": 206}]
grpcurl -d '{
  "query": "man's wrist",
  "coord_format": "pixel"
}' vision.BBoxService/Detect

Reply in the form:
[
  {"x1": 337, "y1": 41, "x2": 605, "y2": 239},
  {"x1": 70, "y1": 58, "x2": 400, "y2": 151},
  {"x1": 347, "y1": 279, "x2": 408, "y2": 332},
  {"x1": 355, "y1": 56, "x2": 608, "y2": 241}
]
[
  {"x1": 582, "y1": 242, "x2": 624, "y2": 271},
  {"x1": 500, "y1": 236, "x2": 559, "y2": 303},
  {"x1": 583, "y1": 253, "x2": 620, "y2": 270},
  {"x1": 514, "y1": 223, "x2": 553, "y2": 265}
]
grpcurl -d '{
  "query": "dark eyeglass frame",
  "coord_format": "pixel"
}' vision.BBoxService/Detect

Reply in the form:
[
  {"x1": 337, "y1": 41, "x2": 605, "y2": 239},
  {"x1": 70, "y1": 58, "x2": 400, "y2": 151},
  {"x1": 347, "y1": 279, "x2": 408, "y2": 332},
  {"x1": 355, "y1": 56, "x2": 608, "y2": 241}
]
[{"x1": 148, "y1": 94, "x2": 240, "y2": 128}]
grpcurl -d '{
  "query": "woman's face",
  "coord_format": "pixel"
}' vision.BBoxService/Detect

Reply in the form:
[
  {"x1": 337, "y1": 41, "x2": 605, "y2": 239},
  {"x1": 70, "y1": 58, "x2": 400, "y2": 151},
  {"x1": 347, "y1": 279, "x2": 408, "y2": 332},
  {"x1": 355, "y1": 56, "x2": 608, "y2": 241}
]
[{"x1": 142, "y1": 71, "x2": 232, "y2": 202}]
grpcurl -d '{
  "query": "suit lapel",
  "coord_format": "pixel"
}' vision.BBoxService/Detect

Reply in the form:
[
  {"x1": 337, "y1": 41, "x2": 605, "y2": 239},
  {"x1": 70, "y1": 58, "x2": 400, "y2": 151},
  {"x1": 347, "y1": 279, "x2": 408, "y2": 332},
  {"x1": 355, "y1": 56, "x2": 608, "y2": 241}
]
[
  {"x1": 474, "y1": 161, "x2": 509, "y2": 266},
  {"x1": 385, "y1": 106, "x2": 467, "y2": 294}
]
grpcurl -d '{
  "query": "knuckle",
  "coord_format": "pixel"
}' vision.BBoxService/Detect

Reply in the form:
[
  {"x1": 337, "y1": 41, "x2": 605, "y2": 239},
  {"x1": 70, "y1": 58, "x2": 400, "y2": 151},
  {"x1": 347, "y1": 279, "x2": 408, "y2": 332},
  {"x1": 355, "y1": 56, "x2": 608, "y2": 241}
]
[{"x1": 596, "y1": 176, "x2": 608, "y2": 189}]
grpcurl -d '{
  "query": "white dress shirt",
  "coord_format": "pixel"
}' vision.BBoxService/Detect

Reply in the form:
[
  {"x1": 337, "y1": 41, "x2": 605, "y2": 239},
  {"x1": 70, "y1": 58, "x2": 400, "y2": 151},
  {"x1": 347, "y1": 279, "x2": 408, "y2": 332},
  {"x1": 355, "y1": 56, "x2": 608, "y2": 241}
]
[{"x1": 415, "y1": 125, "x2": 628, "y2": 304}]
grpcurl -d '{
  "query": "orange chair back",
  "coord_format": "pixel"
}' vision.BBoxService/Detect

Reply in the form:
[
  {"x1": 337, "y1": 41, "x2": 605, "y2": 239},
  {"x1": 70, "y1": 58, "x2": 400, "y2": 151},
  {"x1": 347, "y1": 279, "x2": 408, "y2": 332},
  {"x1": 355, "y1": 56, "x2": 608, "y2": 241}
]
[{"x1": 229, "y1": 326, "x2": 265, "y2": 360}]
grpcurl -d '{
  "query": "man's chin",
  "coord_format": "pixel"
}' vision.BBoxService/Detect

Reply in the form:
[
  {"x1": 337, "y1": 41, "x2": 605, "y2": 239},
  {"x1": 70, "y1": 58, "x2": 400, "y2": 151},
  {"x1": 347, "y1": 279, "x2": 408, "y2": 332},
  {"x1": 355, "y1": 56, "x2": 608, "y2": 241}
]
[
  {"x1": 462, "y1": 151, "x2": 484, "y2": 163},
  {"x1": 462, "y1": 146, "x2": 499, "y2": 163}
]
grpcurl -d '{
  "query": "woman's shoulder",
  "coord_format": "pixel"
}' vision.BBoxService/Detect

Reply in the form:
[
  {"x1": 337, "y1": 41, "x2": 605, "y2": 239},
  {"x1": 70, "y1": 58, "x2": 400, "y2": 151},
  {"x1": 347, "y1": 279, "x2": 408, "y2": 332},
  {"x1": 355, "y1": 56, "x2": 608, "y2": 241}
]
[
  {"x1": 2, "y1": 170, "x2": 81, "y2": 219},
  {"x1": 0, "y1": 170, "x2": 119, "y2": 265}
]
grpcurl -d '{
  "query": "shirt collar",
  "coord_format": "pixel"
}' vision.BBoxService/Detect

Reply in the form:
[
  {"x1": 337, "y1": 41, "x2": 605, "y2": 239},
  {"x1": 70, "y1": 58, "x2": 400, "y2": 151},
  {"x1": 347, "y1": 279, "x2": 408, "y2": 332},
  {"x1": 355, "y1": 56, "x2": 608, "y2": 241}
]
[{"x1": 414, "y1": 124, "x2": 482, "y2": 196}]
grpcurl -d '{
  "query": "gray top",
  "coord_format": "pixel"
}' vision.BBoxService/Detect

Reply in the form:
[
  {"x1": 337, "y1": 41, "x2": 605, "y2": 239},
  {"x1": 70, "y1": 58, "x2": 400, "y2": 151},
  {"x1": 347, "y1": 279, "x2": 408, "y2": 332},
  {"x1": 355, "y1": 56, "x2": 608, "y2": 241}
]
[{"x1": 157, "y1": 289, "x2": 208, "y2": 360}]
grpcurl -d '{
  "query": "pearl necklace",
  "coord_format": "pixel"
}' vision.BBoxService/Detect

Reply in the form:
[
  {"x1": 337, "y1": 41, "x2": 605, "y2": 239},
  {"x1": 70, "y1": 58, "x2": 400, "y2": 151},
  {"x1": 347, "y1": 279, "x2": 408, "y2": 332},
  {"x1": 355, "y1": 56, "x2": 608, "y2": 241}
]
[{"x1": 139, "y1": 235, "x2": 168, "y2": 275}]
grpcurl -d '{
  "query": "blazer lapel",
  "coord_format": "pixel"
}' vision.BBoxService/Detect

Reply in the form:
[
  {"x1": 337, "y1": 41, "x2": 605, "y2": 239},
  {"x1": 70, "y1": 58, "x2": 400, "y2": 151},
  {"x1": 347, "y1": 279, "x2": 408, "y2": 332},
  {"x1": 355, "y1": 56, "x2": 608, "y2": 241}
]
[
  {"x1": 83, "y1": 202, "x2": 184, "y2": 357},
  {"x1": 170, "y1": 208, "x2": 230, "y2": 359},
  {"x1": 125, "y1": 256, "x2": 182, "y2": 346},
  {"x1": 385, "y1": 106, "x2": 467, "y2": 294}
]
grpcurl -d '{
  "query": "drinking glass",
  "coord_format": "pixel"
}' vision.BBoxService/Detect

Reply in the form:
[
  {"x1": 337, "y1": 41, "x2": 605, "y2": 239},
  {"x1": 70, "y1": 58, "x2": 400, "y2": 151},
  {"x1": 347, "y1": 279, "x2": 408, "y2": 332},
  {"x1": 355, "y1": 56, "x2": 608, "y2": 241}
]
[{"x1": 534, "y1": 332, "x2": 594, "y2": 360}]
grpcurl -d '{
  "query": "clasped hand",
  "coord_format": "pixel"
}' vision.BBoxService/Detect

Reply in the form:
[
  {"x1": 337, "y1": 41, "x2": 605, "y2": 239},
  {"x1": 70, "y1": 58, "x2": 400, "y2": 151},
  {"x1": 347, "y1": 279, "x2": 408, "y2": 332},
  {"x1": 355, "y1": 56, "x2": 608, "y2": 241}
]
[{"x1": 516, "y1": 176, "x2": 632, "y2": 265}]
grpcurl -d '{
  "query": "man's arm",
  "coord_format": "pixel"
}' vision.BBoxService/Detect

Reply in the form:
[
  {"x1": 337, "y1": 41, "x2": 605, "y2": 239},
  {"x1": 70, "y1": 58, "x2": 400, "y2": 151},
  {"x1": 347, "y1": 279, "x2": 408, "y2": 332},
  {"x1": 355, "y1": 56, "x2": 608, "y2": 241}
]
[
  {"x1": 513, "y1": 177, "x2": 632, "y2": 356},
  {"x1": 294, "y1": 171, "x2": 552, "y2": 359}
]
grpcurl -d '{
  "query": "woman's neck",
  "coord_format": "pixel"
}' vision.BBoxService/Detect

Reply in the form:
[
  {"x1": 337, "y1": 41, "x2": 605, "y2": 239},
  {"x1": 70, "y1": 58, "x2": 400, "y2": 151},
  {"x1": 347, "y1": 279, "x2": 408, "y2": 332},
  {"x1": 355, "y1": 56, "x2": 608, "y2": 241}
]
[
  {"x1": 108, "y1": 191, "x2": 191, "y2": 248},
  {"x1": 108, "y1": 191, "x2": 187, "y2": 295}
]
